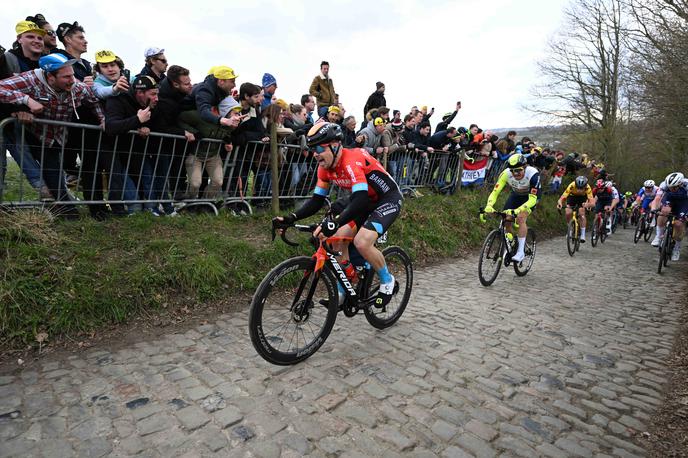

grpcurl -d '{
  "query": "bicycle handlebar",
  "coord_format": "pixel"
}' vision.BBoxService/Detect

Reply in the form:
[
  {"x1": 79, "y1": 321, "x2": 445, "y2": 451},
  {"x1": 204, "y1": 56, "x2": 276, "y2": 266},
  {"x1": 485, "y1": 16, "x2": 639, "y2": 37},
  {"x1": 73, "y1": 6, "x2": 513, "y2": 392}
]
[{"x1": 271, "y1": 221, "x2": 343, "y2": 256}]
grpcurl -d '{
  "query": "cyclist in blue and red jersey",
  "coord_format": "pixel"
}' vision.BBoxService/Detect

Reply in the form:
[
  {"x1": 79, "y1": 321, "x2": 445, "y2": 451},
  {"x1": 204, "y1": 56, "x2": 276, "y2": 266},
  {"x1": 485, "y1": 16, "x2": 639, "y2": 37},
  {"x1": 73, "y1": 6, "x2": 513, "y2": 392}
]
[
  {"x1": 274, "y1": 122, "x2": 403, "y2": 306},
  {"x1": 651, "y1": 172, "x2": 688, "y2": 260}
]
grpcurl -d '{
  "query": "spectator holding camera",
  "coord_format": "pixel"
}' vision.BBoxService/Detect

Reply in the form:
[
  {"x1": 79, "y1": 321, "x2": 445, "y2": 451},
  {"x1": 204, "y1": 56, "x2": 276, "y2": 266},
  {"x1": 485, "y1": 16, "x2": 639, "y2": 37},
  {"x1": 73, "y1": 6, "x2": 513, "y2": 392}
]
[
  {"x1": 436, "y1": 101, "x2": 462, "y2": 132},
  {"x1": 92, "y1": 50, "x2": 130, "y2": 99}
]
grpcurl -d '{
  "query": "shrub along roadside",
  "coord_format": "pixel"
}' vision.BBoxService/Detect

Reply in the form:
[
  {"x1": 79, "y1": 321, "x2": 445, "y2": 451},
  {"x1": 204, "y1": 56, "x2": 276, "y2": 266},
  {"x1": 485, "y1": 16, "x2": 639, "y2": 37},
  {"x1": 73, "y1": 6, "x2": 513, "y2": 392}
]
[{"x1": 0, "y1": 189, "x2": 564, "y2": 348}]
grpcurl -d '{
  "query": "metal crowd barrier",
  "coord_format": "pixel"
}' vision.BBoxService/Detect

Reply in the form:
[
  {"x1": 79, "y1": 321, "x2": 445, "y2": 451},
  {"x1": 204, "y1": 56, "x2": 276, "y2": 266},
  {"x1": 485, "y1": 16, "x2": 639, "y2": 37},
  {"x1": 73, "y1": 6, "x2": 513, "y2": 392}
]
[
  {"x1": 1, "y1": 117, "x2": 486, "y2": 217},
  {"x1": 0, "y1": 117, "x2": 326, "y2": 216}
]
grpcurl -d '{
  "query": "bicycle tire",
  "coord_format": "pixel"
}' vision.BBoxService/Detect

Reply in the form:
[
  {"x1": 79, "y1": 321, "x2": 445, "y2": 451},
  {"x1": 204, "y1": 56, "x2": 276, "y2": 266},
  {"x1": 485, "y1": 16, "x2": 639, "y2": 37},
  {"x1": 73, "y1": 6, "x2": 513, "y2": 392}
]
[
  {"x1": 363, "y1": 246, "x2": 413, "y2": 329},
  {"x1": 600, "y1": 216, "x2": 608, "y2": 243},
  {"x1": 633, "y1": 216, "x2": 644, "y2": 244},
  {"x1": 478, "y1": 229, "x2": 503, "y2": 286},
  {"x1": 663, "y1": 228, "x2": 673, "y2": 267},
  {"x1": 514, "y1": 229, "x2": 536, "y2": 276},
  {"x1": 566, "y1": 220, "x2": 576, "y2": 257},
  {"x1": 658, "y1": 237, "x2": 666, "y2": 274},
  {"x1": 591, "y1": 216, "x2": 599, "y2": 247},
  {"x1": 574, "y1": 219, "x2": 581, "y2": 253},
  {"x1": 248, "y1": 256, "x2": 339, "y2": 365},
  {"x1": 643, "y1": 215, "x2": 654, "y2": 242}
]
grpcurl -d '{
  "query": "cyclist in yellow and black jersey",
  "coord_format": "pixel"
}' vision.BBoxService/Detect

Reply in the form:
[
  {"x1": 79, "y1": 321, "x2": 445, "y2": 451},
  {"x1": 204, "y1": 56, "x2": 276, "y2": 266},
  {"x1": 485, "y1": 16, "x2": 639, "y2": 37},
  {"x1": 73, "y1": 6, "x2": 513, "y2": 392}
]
[
  {"x1": 557, "y1": 176, "x2": 595, "y2": 242},
  {"x1": 481, "y1": 153, "x2": 541, "y2": 262}
]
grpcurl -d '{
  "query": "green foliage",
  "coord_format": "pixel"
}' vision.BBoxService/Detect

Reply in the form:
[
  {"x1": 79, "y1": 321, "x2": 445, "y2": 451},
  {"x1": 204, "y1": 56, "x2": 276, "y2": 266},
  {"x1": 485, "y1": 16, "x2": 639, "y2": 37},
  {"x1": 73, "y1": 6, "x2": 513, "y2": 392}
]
[{"x1": 0, "y1": 190, "x2": 563, "y2": 347}]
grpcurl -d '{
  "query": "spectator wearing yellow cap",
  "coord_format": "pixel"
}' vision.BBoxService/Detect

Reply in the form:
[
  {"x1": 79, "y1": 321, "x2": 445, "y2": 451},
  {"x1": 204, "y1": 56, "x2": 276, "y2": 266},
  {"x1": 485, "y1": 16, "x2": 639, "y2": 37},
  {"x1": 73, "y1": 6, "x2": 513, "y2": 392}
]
[
  {"x1": 139, "y1": 47, "x2": 167, "y2": 83},
  {"x1": 357, "y1": 117, "x2": 387, "y2": 159},
  {"x1": 3, "y1": 21, "x2": 45, "y2": 76},
  {"x1": 187, "y1": 65, "x2": 240, "y2": 128},
  {"x1": 316, "y1": 105, "x2": 342, "y2": 124},
  {"x1": 93, "y1": 50, "x2": 130, "y2": 100}
]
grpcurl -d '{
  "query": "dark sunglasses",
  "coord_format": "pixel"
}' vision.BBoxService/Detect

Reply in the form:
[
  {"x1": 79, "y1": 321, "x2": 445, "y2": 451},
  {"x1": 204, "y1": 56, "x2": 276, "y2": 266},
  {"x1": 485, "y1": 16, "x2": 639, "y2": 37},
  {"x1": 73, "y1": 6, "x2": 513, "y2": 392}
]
[
  {"x1": 511, "y1": 167, "x2": 525, "y2": 173},
  {"x1": 154, "y1": 57, "x2": 168, "y2": 64},
  {"x1": 312, "y1": 144, "x2": 329, "y2": 154},
  {"x1": 45, "y1": 30, "x2": 56, "y2": 36}
]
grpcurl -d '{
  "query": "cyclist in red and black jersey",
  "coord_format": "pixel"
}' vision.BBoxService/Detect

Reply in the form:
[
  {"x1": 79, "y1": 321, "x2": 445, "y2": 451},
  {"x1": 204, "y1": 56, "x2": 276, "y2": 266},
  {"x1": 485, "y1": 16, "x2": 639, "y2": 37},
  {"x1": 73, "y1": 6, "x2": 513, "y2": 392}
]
[{"x1": 274, "y1": 123, "x2": 403, "y2": 306}]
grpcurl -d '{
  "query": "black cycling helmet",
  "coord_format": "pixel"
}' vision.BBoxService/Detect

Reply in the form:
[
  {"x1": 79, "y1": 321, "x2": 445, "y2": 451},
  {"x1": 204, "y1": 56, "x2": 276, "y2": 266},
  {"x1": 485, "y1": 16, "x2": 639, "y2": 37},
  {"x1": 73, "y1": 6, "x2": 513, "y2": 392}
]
[
  {"x1": 507, "y1": 153, "x2": 527, "y2": 169},
  {"x1": 306, "y1": 122, "x2": 343, "y2": 148},
  {"x1": 575, "y1": 175, "x2": 588, "y2": 189}
]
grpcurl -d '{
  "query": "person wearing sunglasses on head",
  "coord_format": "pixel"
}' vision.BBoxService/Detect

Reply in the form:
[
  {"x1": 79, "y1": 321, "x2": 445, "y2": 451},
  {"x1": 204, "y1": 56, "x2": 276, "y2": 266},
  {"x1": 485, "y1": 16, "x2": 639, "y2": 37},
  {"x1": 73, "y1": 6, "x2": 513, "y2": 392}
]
[
  {"x1": 481, "y1": 153, "x2": 542, "y2": 262},
  {"x1": 273, "y1": 122, "x2": 403, "y2": 308},
  {"x1": 139, "y1": 47, "x2": 168, "y2": 83},
  {"x1": 25, "y1": 14, "x2": 58, "y2": 54}
]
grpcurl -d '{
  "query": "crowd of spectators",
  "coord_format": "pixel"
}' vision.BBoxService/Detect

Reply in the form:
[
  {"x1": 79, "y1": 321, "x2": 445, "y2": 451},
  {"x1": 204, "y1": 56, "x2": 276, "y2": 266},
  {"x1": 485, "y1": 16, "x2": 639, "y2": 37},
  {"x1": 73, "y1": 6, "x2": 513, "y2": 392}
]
[{"x1": 0, "y1": 14, "x2": 606, "y2": 219}]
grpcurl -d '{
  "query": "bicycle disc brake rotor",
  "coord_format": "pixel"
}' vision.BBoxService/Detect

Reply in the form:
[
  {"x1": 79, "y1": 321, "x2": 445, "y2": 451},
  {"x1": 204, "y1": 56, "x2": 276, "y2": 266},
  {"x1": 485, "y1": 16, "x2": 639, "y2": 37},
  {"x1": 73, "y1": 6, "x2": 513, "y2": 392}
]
[{"x1": 290, "y1": 299, "x2": 311, "y2": 323}]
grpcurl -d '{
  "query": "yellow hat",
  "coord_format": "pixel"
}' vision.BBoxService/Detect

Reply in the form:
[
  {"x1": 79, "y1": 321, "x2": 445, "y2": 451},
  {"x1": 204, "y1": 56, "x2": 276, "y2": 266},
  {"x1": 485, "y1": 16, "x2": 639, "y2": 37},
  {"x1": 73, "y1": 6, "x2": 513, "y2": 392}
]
[
  {"x1": 421, "y1": 105, "x2": 427, "y2": 111},
  {"x1": 16, "y1": 21, "x2": 46, "y2": 37},
  {"x1": 229, "y1": 105, "x2": 242, "y2": 112},
  {"x1": 373, "y1": 117, "x2": 385, "y2": 126},
  {"x1": 94, "y1": 50, "x2": 117, "y2": 64},
  {"x1": 212, "y1": 66, "x2": 238, "y2": 80},
  {"x1": 328, "y1": 105, "x2": 341, "y2": 114},
  {"x1": 275, "y1": 99, "x2": 288, "y2": 110}
]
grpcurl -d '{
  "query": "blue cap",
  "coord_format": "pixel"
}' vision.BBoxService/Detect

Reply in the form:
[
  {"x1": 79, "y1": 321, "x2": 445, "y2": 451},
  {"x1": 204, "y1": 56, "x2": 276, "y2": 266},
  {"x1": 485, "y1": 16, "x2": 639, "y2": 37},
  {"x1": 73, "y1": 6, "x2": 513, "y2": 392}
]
[
  {"x1": 262, "y1": 73, "x2": 277, "y2": 88},
  {"x1": 39, "y1": 54, "x2": 77, "y2": 72}
]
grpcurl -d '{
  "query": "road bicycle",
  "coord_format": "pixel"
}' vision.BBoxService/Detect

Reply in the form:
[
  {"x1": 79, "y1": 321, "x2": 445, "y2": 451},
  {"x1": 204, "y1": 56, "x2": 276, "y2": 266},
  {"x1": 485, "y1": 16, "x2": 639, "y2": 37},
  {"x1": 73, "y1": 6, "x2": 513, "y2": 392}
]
[
  {"x1": 559, "y1": 204, "x2": 588, "y2": 256},
  {"x1": 633, "y1": 209, "x2": 656, "y2": 244},
  {"x1": 657, "y1": 213, "x2": 678, "y2": 274},
  {"x1": 590, "y1": 209, "x2": 610, "y2": 247},
  {"x1": 248, "y1": 220, "x2": 413, "y2": 365},
  {"x1": 477, "y1": 208, "x2": 536, "y2": 286}
]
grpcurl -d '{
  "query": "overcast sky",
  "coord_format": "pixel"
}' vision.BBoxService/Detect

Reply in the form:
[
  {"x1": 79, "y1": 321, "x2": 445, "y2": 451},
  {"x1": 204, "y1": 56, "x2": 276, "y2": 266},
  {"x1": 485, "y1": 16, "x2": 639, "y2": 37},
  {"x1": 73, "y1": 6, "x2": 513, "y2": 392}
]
[{"x1": 2, "y1": 0, "x2": 569, "y2": 130}]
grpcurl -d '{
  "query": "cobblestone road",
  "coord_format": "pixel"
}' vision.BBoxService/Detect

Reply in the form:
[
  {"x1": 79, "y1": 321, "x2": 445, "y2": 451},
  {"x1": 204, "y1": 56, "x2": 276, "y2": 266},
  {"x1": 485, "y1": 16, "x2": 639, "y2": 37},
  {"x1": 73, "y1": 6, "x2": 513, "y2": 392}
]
[{"x1": 1, "y1": 230, "x2": 686, "y2": 457}]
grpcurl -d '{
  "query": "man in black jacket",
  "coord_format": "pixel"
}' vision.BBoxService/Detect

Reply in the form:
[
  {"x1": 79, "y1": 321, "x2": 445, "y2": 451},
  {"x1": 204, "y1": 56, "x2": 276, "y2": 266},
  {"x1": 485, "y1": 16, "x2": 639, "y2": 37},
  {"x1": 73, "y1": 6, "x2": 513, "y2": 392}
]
[
  {"x1": 151, "y1": 65, "x2": 195, "y2": 199},
  {"x1": 105, "y1": 75, "x2": 163, "y2": 214},
  {"x1": 188, "y1": 66, "x2": 239, "y2": 128},
  {"x1": 435, "y1": 101, "x2": 462, "y2": 132},
  {"x1": 363, "y1": 82, "x2": 386, "y2": 118}
]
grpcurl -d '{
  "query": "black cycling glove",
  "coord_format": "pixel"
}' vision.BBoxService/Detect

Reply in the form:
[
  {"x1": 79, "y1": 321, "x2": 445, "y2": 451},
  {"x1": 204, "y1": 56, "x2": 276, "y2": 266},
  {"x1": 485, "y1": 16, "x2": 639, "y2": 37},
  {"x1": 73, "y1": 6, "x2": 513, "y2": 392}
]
[{"x1": 320, "y1": 216, "x2": 339, "y2": 237}]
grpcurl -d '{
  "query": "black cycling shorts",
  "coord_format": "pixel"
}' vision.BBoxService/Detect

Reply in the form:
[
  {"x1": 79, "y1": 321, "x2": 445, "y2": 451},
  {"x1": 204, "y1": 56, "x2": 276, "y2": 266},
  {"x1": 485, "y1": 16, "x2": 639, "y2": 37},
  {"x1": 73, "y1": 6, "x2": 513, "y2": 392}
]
[
  {"x1": 595, "y1": 198, "x2": 612, "y2": 213},
  {"x1": 332, "y1": 193, "x2": 403, "y2": 236},
  {"x1": 504, "y1": 193, "x2": 530, "y2": 211},
  {"x1": 566, "y1": 195, "x2": 587, "y2": 207}
]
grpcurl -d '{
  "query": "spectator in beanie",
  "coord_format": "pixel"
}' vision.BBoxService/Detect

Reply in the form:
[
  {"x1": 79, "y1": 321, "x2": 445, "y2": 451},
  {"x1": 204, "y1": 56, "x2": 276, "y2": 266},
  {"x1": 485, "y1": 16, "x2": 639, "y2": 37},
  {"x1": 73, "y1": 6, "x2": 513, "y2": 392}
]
[
  {"x1": 139, "y1": 47, "x2": 167, "y2": 83},
  {"x1": 363, "y1": 81, "x2": 386, "y2": 118},
  {"x1": 261, "y1": 72, "x2": 277, "y2": 109},
  {"x1": 436, "y1": 101, "x2": 462, "y2": 132},
  {"x1": 301, "y1": 94, "x2": 315, "y2": 124},
  {"x1": 25, "y1": 14, "x2": 58, "y2": 54},
  {"x1": 3, "y1": 21, "x2": 45, "y2": 76},
  {"x1": 309, "y1": 60, "x2": 335, "y2": 118},
  {"x1": 55, "y1": 22, "x2": 92, "y2": 84}
]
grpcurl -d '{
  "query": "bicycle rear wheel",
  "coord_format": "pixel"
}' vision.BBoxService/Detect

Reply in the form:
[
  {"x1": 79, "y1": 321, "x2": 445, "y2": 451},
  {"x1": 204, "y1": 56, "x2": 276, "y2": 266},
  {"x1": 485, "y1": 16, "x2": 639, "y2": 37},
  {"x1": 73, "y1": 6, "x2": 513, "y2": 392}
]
[
  {"x1": 478, "y1": 229, "x2": 504, "y2": 286},
  {"x1": 248, "y1": 256, "x2": 339, "y2": 365},
  {"x1": 514, "y1": 229, "x2": 536, "y2": 276},
  {"x1": 566, "y1": 220, "x2": 577, "y2": 256},
  {"x1": 364, "y1": 246, "x2": 413, "y2": 329},
  {"x1": 600, "y1": 216, "x2": 608, "y2": 243}
]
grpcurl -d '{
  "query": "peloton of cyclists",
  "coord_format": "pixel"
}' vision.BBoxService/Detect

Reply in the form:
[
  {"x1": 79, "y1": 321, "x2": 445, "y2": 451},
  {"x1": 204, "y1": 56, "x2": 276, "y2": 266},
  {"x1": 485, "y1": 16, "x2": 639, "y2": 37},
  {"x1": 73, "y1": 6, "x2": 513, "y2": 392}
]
[{"x1": 650, "y1": 172, "x2": 688, "y2": 261}]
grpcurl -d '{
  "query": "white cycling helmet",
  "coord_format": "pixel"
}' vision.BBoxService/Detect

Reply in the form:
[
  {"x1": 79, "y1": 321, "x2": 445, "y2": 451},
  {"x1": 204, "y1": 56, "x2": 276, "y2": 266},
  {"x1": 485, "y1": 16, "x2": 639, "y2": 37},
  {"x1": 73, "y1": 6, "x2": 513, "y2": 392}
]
[
  {"x1": 604, "y1": 180, "x2": 614, "y2": 188},
  {"x1": 665, "y1": 172, "x2": 685, "y2": 187},
  {"x1": 643, "y1": 179, "x2": 655, "y2": 188}
]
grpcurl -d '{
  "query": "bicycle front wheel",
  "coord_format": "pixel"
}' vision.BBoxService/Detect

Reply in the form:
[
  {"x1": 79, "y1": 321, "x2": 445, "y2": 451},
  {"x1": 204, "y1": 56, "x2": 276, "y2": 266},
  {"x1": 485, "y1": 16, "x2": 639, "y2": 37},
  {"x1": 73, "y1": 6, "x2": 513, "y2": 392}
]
[
  {"x1": 248, "y1": 256, "x2": 339, "y2": 365},
  {"x1": 633, "y1": 216, "x2": 644, "y2": 244},
  {"x1": 514, "y1": 229, "x2": 536, "y2": 276},
  {"x1": 591, "y1": 217, "x2": 599, "y2": 247},
  {"x1": 566, "y1": 220, "x2": 577, "y2": 257},
  {"x1": 643, "y1": 216, "x2": 654, "y2": 242},
  {"x1": 478, "y1": 230, "x2": 504, "y2": 286},
  {"x1": 364, "y1": 246, "x2": 413, "y2": 329}
]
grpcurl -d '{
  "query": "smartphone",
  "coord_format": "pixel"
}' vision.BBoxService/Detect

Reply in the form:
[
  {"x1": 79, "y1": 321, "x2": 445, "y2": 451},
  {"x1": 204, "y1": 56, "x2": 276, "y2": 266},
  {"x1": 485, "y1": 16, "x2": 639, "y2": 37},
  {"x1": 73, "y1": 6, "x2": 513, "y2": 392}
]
[
  {"x1": 458, "y1": 101, "x2": 462, "y2": 107},
  {"x1": 122, "y1": 69, "x2": 131, "y2": 81}
]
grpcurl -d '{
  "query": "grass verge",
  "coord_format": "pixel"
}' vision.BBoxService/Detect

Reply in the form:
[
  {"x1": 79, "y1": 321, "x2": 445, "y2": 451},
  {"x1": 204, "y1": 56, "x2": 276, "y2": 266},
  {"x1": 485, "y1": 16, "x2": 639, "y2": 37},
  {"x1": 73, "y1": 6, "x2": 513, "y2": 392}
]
[{"x1": 0, "y1": 189, "x2": 564, "y2": 350}]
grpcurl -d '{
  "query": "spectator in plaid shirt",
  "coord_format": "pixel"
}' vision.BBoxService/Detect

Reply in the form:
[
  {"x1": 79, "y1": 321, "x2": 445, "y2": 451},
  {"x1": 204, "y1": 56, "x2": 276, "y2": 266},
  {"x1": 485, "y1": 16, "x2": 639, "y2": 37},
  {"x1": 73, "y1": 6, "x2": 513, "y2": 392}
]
[{"x1": 0, "y1": 53, "x2": 104, "y2": 217}]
